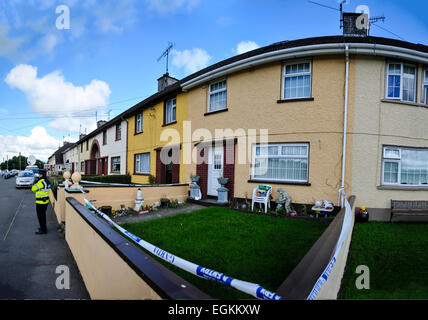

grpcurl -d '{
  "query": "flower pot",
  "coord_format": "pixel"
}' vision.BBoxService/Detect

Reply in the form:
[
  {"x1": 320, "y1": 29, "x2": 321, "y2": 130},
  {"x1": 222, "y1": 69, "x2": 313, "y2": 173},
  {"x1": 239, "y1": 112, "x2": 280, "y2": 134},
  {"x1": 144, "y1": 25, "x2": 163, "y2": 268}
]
[{"x1": 217, "y1": 177, "x2": 229, "y2": 186}]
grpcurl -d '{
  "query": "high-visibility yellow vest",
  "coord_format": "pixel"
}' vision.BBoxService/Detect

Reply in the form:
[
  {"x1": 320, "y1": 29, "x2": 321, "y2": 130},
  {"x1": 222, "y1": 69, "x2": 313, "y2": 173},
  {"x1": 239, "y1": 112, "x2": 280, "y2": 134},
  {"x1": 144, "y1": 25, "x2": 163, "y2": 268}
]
[{"x1": 32, "y1": 179, "x2": 50, "y2": 205}]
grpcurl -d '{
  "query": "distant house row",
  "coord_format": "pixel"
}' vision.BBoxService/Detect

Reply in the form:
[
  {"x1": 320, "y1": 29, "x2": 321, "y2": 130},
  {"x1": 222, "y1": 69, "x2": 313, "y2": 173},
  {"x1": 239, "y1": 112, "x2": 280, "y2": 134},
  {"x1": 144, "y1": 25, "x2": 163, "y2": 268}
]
[{"x1": 48, "y1": 34, "x2": 428, "y2": 220}]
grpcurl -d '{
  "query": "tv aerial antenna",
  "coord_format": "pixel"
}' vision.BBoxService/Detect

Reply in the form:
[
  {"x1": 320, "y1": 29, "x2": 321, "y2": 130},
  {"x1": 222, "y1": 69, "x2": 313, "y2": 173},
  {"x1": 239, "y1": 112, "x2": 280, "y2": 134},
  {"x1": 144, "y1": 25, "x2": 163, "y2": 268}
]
[
  {"x1": 157, "y1": 42, "x2": 174, "y2": 74},
  {"x1": 308, "y1": 1, "x2": 385, "y2": 33}
]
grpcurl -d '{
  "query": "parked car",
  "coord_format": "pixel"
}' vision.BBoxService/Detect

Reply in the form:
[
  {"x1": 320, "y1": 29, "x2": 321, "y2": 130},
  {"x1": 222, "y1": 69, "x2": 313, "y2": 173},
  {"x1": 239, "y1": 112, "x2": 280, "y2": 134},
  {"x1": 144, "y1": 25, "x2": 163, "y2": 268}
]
[
  {"x1": 3, "y1": 170, "x2": 11, "y2": 179},
  {"x1": 25, "y1": 166, "x2": 40, "y2": 178},
  {"x1": 10, "y1": 169, "x2": 19, "y2": 177},
  {"x1": 16, "y1": 171, "x2": 35, "y2": 188}
]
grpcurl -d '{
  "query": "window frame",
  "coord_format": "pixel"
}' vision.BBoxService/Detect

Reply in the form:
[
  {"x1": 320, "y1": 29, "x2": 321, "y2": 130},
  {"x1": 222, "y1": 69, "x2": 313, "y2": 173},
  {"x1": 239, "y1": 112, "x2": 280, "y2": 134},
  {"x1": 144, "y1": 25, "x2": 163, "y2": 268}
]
[
  {"x1": 135, "y1": 113, "x2": 143, "y2": 134},
  {"x1": 208, "y1": 79, "x2": 227, "y2": 113},
  {"x1": 282, "y1": 61, "x2": 312, "y2": 100},
  {"x1": 164, "y1": 98, "x2": 177, "y2": 125},
  {"x1": 422, "y1": 68, "x2": 428, "y2": 104},
  {"x1": 385, "y1": 62, "x2": 417, "y2": 103},
  {"x1": 102, "y1": 130, "x2": 107, "y2": 145},
  {"x1": 111, "y1": 156, "x2": 121, "y2": 173},
  {"x1": 134, "y1": 152, "x2": 150, "y2": 175},
  {"x1": 251, "y1": 143, "x2": 310, "y2": 183},
  {"x1": 381, "y1": 145, "x2": 428, "y2": 186},
  {"x1": 116, "y1": 123, "x2": 121, "y2": 141}
]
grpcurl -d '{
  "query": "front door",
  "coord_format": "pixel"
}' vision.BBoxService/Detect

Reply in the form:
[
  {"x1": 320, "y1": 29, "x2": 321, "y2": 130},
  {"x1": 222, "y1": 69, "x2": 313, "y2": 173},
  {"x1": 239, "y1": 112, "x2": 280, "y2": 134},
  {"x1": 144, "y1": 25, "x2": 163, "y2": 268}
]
[{"x1": 207, "y1": 146, "x2": 224, "y2": 196}]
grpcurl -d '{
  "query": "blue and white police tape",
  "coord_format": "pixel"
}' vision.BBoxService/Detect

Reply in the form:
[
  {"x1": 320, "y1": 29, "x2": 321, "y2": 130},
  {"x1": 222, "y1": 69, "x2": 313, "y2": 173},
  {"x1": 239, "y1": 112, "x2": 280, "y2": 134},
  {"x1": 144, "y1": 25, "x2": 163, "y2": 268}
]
[
  {"x1": 306, "y1": 198, "x2": 352, "y2": 300},
  {"x1": 78, "y1": 188, "x2": 283, "y2": 300}
]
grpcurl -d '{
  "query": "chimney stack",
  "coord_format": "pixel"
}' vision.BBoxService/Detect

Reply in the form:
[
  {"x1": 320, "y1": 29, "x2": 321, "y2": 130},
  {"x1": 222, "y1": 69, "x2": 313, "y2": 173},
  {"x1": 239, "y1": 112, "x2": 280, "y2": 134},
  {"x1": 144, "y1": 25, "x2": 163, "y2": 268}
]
[
  {"x1": 158, "y1": 73, "x2": 178, "y2": 92},
  {"x1": 97, "y1": 120, "x2": 107, "y2": 128}
]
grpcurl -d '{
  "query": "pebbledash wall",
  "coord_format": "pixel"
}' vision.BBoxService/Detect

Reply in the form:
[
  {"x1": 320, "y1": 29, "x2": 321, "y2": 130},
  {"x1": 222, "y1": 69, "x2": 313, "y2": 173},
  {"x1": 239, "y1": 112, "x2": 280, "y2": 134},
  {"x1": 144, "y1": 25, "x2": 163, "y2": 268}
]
[
  {"x1": 184, "y1": 55, "x2": 355, "y2": 206},
  {"x1": 127, "y1": 92, "x2": 188, "y2": 185},
  {"x1": 351, "y1": 56, "x2": 428, "y2": 220}
]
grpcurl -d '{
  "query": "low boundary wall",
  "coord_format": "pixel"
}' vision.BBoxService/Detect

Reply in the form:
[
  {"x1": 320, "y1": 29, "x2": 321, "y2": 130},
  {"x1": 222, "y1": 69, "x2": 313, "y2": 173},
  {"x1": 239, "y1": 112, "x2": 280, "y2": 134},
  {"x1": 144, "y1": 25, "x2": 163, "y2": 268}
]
[
  {"x1": 53, "y1": 183, "x2": 189, "y2": 223},
  {"x1": 65, "y1": 197, "x2": 211, "y2": 300},
  {"x1": 277, "y1": 196, "x2": 355, "y2": 299}
]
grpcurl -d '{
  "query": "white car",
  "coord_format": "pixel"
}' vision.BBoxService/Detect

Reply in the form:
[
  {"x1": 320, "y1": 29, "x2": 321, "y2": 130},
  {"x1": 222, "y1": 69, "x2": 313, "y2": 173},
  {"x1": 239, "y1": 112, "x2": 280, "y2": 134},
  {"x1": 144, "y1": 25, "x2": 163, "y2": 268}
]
[{"x1": 16, "y1": 171, "x2": 35, "y2": 188}]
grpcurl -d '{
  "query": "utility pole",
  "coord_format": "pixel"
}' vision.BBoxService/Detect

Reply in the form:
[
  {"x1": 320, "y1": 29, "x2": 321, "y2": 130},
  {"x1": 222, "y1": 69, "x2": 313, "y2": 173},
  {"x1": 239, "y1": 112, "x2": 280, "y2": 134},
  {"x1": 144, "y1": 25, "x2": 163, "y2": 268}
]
[{"x1": 19, "y1": 152, "x2": 21, "y2": 171}]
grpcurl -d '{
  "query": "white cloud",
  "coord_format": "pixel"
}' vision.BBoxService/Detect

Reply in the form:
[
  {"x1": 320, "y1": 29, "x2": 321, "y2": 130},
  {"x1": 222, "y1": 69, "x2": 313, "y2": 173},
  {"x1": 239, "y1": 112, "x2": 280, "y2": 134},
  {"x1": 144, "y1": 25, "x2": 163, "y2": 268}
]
[
  {"x1": 5, "y1": 64, "x2": 111, "y2": 115},
  {"x1": 172, "y1": 48, "x2": 211, "y2": 74},
  {"x1": 0, "y1": 126, "x2": 61, "y2": 162},
  {"x1": 145, "y1": 0, "x2": 199, "y2": 14},
  {"x1": 235, "y1": 41, "x2": 260, "y2": 55}
]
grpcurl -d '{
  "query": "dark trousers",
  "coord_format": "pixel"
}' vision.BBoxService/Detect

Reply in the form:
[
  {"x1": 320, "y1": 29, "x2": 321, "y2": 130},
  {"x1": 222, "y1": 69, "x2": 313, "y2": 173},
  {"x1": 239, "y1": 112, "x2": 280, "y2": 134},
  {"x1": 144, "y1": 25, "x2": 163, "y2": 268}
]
[{"x1": 36, "y1": 203, "x2": 48, "y2": 232}]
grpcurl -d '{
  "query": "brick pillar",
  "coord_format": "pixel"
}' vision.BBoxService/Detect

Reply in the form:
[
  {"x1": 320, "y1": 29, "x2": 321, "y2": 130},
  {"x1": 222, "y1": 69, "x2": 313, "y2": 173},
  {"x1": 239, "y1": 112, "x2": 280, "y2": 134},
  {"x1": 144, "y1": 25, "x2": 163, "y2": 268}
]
[
  {"x1": 223, "y1": 143, "x2": 235, "y2": 202},
  {"x1": 196, "y1": 147, "x2": 208, "y2": 199}
]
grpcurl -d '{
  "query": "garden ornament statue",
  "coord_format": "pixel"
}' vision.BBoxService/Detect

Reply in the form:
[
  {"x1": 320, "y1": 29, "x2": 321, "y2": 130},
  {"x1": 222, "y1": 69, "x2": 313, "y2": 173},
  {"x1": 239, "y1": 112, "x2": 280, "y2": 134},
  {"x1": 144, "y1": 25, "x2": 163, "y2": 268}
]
[
  {"x1": 134, "y1": 188, "x2": 144, "y2": 211},
  {"x1": 276, "y1": 188, "x2": 292, "y2": 213},
  {"x1": 189, "y1": 175, "x2": 202, "y2": 200},
  {"x1": 217, "y1": 177, "x2": 229, "y2": 204}
]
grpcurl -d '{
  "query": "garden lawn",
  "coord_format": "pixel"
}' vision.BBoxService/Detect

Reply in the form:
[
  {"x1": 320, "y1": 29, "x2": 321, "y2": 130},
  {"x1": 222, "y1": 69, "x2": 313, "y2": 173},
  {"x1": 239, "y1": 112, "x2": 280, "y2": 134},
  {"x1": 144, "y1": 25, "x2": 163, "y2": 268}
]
[
  {"x1": 339, "y1": 222, "x2": 428, "y2": 299},
  {"x1": 120, "y1": 207, "x2": 328, "y2": 299}
]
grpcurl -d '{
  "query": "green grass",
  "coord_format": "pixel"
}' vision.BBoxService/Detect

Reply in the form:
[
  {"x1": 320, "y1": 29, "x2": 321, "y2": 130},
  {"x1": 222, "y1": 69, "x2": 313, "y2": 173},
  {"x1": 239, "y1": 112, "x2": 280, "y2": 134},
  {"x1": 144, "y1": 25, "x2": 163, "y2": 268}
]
[
  {"x1": 339, "y1": 222, "x2": 428, "y2": 299},
  {"x1": 119, "y1": 207, "x2": 328, "y2": 299}
]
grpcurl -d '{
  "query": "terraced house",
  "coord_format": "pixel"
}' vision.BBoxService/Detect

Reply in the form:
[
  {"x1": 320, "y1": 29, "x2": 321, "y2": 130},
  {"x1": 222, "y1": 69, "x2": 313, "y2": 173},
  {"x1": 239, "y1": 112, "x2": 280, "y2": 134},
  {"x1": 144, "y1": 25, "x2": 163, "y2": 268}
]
[
  {"x1": 76, "y1": 118, "x2": 128, "y2": 176},
  {"x1": 122, "y1": 34, "x2": 428, "y2": 220},
  {"x1": 124, "y1": 73, "x2": 188, "y2": 185}
]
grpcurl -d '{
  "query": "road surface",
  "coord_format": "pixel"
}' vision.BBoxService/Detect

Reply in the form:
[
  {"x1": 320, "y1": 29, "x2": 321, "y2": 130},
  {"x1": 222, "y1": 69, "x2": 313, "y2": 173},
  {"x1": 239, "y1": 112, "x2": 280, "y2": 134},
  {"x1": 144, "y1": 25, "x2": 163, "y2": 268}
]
[{"x1": 0, "y1": 176, "x2": 89, "y2": 299}]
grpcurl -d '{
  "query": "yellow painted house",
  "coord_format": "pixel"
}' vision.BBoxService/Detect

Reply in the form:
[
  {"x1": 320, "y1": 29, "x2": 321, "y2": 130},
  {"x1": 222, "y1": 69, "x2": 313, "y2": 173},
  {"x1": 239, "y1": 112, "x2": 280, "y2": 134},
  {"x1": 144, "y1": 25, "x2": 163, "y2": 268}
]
[
  {"x1": 121, "y1": 35, "x2": 428, "y2": 221},
  {"x1": 125, "y1": 75, "x2": 188, "y2": 185}
]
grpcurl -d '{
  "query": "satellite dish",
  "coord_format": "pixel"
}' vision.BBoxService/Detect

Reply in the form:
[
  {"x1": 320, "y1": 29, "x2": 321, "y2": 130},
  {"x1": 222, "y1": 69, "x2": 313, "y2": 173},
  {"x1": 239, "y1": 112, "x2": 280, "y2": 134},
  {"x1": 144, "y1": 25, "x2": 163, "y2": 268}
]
[{"x1": 27, "y1": 155, "x2": 36, "y2": 166}]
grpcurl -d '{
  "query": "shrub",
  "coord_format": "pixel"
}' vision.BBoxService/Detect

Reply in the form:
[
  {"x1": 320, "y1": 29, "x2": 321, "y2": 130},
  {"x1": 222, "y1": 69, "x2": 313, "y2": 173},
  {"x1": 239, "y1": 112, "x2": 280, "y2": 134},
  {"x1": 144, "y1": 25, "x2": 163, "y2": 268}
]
[
  {"x1": 148, "y1": 174, "x2": 156, "y2": 185},
  {"x1": 81, "y1": 174, "x2": 132, "y2": 184}
]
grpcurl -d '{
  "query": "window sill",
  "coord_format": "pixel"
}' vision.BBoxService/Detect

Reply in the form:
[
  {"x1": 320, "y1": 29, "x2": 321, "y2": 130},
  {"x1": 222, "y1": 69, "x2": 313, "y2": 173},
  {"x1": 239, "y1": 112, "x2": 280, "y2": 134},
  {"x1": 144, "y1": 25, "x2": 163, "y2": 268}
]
[
  {"x1": 204, "y1": 108, "x2": 228, "y2": 116},
  {"x1": 162, "y1": 121, "x2": 177, "y2": 127},
  {"x1": 248, "y1": 179, "x2": 311, "y2": 186},
  {"x1": 134, "y1": 131, "x2": 143, "y2": 136},
  {"x1": 377, "y1": 185, "x2": 428, "y2": 191},
  {"x1": 134, "y1": 173, "x2": 151, "y2": 176},
  {"x1": 381, "y1": 99, "x2": 428, "y2": 108},
  {"x1": 277, "y1": 97, "x2": 314, "y2": 103}
]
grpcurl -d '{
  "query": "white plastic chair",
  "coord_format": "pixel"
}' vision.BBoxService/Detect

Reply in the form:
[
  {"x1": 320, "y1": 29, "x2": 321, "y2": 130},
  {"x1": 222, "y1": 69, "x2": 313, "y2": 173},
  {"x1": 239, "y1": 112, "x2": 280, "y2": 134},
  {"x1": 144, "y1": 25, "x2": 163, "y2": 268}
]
[{"x1": 251, "y1": 185, "x2": 272, "y2": 213}]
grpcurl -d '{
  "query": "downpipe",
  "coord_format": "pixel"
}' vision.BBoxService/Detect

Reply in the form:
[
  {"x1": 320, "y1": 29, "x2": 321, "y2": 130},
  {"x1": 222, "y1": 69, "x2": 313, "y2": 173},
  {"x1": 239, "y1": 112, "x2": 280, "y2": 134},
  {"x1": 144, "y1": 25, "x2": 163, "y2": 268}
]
[{"x1": 339, "y1": 44, "x2": 350, "y2": 207}]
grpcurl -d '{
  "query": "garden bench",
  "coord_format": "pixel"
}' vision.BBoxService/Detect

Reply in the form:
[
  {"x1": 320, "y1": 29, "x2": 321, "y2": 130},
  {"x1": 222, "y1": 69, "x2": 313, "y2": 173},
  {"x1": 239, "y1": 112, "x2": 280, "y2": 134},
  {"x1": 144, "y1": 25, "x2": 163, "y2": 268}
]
[{"x1": 390, "y1": 200, "x2": 428, "y2": 221}]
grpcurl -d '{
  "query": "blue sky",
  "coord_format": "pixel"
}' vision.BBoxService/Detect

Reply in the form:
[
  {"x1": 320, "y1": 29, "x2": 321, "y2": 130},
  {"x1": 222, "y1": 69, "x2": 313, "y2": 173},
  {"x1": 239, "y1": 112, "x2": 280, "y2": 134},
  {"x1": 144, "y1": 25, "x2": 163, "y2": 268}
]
[{"x1": 0, "y1": 0, "x2": 427, "y2": 161}]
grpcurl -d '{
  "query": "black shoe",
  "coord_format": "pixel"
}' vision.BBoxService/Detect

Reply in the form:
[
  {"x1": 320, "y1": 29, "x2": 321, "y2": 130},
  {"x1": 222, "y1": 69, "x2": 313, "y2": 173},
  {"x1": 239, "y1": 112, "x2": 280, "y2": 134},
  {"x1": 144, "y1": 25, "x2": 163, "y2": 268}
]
[{"x1": 35, "y1": 229, "x2": 47, "y2": 235}]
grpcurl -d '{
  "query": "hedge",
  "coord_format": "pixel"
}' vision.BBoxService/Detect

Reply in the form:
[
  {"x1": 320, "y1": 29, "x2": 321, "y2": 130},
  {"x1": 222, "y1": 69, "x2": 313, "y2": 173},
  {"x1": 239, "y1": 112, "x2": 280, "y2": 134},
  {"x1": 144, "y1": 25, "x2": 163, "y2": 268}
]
[{"x1": 81, "y1": 174, "x2": 132, "y2": 184}]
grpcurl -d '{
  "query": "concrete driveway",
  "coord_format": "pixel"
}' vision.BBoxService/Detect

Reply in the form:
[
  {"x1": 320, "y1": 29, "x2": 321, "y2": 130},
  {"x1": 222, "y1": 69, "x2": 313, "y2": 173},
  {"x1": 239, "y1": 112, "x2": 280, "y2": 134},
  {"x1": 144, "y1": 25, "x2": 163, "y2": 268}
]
[{"x1": 0, "y1": 177, "x2": 89, "y2": 299}]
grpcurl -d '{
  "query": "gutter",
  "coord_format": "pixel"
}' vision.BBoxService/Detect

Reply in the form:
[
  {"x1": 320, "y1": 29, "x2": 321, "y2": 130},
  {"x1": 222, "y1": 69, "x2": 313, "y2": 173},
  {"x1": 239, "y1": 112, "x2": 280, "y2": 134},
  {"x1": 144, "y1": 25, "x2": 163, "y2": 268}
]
[{"x1": 181, "y1": 43, "x2": 428, "y2": 91}]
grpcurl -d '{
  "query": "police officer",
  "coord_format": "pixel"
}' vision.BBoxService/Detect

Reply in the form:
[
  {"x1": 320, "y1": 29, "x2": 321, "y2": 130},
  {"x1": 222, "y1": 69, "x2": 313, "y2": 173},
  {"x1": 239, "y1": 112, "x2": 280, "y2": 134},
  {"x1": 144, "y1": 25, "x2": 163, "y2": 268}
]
[{"x1": 31, "y1": 169, "x2": 50, "y2": 235}]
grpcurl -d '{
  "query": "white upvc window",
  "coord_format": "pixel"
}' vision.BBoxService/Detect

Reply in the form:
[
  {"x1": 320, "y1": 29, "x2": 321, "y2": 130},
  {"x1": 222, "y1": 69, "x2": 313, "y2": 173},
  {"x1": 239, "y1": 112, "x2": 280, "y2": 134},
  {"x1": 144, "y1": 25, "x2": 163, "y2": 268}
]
[
  {"x1": 208, "y1": 79, "x2": 227, "y2": 112},
  {"x1": 283, "y1": 61, "x2": 312, "y2": 99},
  {"x1": 135, "y1": 153, "x2": 150, "y2": 174},
  {"x1": 252, "y1": 143, "x2": 309, "y2": 183},
  {"x1": 422, "y1": 69, "x2": 428, "y2": 104},
  {"x1": 136, "y1": 113, "x2": 143, "y2": 133},
  {"x1": 165, "y1": 98, "x2": 176, "y2": 124},
  {"x1": 386, "y1": 62, "x2": 416, "y2": 102},
  {"x1": 382, "y1": 146, "x2": 428, "y2": 186}
]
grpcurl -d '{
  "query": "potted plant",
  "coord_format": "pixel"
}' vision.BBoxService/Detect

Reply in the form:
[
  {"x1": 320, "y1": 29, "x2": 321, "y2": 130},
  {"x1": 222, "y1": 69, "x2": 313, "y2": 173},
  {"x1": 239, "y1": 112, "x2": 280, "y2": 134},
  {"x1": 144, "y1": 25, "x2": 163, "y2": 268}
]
[
  {"x1": 160, "y1": 197, "x2": 171, "y2": 208},
  {"x1": 217, "y1": 177, "x2": 229, "y2": 186}
]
